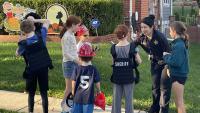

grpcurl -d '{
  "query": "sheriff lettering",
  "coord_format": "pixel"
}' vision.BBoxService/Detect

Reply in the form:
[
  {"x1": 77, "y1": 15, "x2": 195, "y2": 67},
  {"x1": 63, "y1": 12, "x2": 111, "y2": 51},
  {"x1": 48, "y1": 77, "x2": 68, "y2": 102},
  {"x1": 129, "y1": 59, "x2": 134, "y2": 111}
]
[{"x1": 115, "y1": 61, "x2": 129, "y2": 67}]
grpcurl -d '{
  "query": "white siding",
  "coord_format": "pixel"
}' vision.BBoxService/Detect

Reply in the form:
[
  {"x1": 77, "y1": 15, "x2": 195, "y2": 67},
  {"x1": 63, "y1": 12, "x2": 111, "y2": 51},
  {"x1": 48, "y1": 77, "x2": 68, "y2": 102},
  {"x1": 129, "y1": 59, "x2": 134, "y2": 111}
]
[{"x1": 161, "y1": 0, "x2": 172, "y2": 36}]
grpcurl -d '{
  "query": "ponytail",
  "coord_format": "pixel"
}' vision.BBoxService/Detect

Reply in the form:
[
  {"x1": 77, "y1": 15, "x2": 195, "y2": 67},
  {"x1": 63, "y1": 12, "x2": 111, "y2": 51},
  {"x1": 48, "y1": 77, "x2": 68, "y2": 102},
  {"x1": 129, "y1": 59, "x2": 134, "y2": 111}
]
[
  {"x1": 170, "y1": 21, "x2": 189, "y2": 48},
  {"x1": 183, "y1": 31, "x2": 189, "y2": 49},
  {"x1": 59, "y1": 26, "x2": 67, "y2": 38}
]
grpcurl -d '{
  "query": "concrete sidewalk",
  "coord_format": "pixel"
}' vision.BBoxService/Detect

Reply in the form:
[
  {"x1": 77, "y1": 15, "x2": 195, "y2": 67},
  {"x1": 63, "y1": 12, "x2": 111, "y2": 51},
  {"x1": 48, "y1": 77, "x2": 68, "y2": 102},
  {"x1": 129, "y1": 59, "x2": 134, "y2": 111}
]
[{"x1": 0, "y1": 90, "x2": 146, "y2": 113}]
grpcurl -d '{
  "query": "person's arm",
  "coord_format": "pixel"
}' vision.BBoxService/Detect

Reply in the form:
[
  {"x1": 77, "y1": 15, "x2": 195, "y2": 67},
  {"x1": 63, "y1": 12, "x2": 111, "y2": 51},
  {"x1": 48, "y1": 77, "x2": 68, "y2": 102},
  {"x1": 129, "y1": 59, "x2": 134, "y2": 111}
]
[
  {"x1": 163, "y1": 44, "x2": 184, "y2": 67},
  {"x1": 72, "y1": 80, "x2": 76, "y2": 96},
  {"x1": 63, "y1": 51, "x2": 79, "y2": 64},
  {"x1": 96, "y1": 82, "x2": 101, "y2": 93},
  {"x1": 27, "y1": 16, "x2": 50, "y2": 30},
  {"x1": 71, "y1": 67, "x2": 78, "y2": 96},
  {"x1": 34, "y1": 19, "x2": 50, "y2": 30},
  {"x1": 133, "y1": 36, "x2": 150, "y2": 53},
  {"x1": 15, "y1": 48, "x2": 20, "y2": 56},
  {"x1": 135, "y1": 53, "x2": 142, "y2": 64},
  {"x1": 16, "y1": 36, "x2": 26, "y2": 56},
  {"x1": 94, "y1": 67, "x2": 101, "y2": 93}
]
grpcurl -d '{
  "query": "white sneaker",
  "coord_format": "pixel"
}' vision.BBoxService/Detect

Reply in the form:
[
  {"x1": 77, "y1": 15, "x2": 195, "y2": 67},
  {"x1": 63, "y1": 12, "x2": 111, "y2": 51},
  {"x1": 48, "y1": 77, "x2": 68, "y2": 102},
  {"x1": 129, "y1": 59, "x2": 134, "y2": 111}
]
[{"x1": 61, "y1": 100, "x2": 71, "y2": 112}]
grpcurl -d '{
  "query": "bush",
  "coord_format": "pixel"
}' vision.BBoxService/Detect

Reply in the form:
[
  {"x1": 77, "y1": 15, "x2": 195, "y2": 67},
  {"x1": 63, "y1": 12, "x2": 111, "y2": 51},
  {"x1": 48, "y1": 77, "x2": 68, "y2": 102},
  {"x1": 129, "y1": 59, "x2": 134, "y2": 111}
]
[
  {"x1": 0, "y1": 0, "x2": 123, "y2": 35},
  {"x1": 173, "y1": 5, "x2": 199, "y2": 26}
]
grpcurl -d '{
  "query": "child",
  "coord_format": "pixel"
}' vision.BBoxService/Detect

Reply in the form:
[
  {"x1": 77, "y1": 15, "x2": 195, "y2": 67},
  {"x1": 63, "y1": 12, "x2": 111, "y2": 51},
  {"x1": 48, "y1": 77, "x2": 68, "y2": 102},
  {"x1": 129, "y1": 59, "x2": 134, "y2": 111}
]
[
  {"x1": 71, "y1": 42, "x2": 101, "y2": 113},
  {"x1": 60, "y1": 15, "x2": 81, "y2": 112},
  {"x1": 111, "y1": 24, "x2": 142, "y2": 113},
  {"x1": 19, "y1": 18, "x2": 51, "y2": 113},
  {"x1": 76, "y1": 24, "x2": 89, "y2": 50},
  {"x1": 76, "y1": 24, "x2": 99, "y2": 54},
  {"x1": 16, "y1": 12, "x2": 46, "y2": 93},
  {"x1": 163, "y1": 21, "x2": 189, "y2": 113}
]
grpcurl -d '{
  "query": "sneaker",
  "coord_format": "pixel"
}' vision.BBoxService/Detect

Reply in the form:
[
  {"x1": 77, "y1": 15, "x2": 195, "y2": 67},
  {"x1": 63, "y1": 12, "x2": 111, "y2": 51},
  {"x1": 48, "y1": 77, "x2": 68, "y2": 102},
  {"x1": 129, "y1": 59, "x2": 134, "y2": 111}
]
[
  {"x1": 61, "y1": 111, "x2": 70, "y2": 113},
  {"x1": 61, "y1": 100, "x2": 71, "y2": 112}
]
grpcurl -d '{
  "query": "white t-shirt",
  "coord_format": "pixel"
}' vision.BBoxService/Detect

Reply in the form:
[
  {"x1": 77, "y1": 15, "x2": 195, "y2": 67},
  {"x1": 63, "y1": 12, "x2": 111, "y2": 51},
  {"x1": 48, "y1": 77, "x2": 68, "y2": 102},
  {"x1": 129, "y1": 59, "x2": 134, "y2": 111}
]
[
  {"x1": 61, "y1": 31, "x2": 78, "y2": 62},
  {"x1": 77, "y1": 41, "x2": 83, "y2": 53}
]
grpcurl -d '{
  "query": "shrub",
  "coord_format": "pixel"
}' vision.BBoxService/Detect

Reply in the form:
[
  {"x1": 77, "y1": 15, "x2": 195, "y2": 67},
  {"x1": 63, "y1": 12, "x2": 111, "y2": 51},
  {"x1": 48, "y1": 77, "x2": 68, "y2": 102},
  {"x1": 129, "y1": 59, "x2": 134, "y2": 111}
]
[{"x1": 0, "y1": 0, "x2": 123, "y2": 35}]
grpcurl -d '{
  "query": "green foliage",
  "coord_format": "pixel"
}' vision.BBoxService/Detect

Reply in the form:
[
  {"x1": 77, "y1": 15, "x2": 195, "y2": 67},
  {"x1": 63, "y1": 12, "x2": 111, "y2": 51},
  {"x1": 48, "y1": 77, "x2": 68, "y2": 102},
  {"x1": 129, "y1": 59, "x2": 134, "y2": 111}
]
[
  {"x1": 173, "y1": 6, "x2": 199, "y2": 26},
  {"x1": 0, "y1": 0, "x2": 123, "y2": 35},
  {"x1": 197, "y1": 0, "x2": 200, "y2": 7},
  {"x1": 0, "y1": 109, "x2": 19, "y2": 113}
]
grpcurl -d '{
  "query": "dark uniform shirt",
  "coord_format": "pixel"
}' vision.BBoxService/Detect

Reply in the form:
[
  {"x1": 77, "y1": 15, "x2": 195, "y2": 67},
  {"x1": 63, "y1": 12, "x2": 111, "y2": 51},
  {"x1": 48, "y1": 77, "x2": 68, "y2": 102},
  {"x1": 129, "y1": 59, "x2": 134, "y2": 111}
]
[{"x1": 134, "y1": 30, "x2": 170, "y2": 62}]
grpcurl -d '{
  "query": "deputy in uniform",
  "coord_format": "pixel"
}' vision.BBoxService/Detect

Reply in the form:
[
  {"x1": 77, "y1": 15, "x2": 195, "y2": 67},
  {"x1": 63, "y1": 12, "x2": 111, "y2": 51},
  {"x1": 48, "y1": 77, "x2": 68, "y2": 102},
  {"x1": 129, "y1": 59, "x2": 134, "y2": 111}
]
[{"x1": 134, "y1": 15, "x2": 171, "y2": 113}]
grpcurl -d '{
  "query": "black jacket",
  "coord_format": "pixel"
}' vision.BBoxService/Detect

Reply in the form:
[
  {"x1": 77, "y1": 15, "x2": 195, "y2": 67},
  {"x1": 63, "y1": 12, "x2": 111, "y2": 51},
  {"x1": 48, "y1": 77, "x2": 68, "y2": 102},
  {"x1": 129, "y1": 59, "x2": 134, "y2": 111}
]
[{"x1": 134, "y1": 30, "x2": 170, "y2": 62}]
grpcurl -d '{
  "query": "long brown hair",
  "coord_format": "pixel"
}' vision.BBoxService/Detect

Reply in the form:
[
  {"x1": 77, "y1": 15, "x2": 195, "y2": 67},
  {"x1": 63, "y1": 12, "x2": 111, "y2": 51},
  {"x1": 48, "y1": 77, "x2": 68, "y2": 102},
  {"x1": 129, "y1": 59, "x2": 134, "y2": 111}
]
[
  {"x1": 170, "y1": 21, "x2": 189, "y2": 48},
  {"x1": 59, "y1": 15, "x2": 81, "y2": 38}
]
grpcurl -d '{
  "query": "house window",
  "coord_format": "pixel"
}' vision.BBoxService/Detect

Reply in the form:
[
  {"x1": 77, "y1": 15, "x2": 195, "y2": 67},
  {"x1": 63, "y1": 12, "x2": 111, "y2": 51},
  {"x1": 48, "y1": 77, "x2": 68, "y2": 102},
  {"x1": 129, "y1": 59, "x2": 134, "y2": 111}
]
[
  {"x1": 163, "y1": 0, "x2": 170, "y2": 7},
  {"x1": 164, "y1": 0, "x2": 170, "y2": 4}
]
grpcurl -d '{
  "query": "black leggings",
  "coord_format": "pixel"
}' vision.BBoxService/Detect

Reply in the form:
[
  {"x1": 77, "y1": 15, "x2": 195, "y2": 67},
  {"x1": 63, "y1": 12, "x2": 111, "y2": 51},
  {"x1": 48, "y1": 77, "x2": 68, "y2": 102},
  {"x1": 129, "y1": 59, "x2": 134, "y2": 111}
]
[
  {"x1": 150, "y1": 63, "x2": 171, "y2": 113},
  {"x1": 28, "y1": 90, "x2": 48, "y2": 113},
  {"x1": 27, "y1": 67, "x2": 49, "y2": 113}
]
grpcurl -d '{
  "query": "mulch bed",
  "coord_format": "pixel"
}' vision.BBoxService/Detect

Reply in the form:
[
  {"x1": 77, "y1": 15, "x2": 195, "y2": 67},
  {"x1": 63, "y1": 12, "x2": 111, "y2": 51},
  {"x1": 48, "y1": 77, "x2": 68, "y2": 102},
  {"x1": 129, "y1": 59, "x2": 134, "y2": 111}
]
[{"x1": 0, "y1": 34, "x2": 118, "y2": 43}]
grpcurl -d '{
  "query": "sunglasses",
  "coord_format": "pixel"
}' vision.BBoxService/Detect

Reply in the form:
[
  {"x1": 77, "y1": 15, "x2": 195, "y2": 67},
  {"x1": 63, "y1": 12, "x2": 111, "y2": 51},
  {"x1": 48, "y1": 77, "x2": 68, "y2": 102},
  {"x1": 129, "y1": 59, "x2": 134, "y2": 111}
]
[{"x1": 83, "y1": 35, "x2": 89, "y2": 37}]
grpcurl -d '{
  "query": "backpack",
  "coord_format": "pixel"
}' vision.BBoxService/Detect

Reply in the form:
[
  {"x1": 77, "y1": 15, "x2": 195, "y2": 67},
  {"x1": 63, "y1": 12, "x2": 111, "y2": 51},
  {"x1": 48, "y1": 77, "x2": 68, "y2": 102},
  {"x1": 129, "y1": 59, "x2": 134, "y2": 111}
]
[
  {"x1": 24, "y1": 34, "x2": 53, "y2": 72},
  {"x1": 110, "y1": 42, "x2": 140, "y2": 84}
]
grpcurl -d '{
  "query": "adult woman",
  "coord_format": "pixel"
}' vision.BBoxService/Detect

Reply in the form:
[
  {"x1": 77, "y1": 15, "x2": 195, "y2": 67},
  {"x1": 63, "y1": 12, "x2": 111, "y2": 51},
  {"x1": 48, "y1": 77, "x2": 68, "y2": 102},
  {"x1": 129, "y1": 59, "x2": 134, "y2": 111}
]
[{"x1": 134, "y1": 15, "x2": 171, "y2": 113}]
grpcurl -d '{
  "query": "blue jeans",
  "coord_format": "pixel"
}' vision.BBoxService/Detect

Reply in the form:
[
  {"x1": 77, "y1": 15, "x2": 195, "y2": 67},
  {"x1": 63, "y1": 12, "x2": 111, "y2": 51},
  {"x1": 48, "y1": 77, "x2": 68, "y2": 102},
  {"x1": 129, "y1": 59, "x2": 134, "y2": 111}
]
[{"x1": 71, "y1": 103, "x2": 94, "y2": 113}]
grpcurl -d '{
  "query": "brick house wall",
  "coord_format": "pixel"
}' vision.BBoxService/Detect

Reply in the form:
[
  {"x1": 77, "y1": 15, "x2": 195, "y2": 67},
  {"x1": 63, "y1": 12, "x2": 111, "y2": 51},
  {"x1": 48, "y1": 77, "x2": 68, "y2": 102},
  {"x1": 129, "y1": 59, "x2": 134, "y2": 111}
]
[{"x1": 123, "y1": 0, "x2": 149, "y2": 25}]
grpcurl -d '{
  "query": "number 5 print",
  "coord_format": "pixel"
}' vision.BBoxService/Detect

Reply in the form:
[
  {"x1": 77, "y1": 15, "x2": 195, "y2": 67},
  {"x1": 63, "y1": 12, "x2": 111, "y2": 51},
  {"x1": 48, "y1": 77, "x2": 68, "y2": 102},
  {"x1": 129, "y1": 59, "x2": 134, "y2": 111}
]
[{"x1": 80, "y1": 76, "x2": 89, "y2": 89}]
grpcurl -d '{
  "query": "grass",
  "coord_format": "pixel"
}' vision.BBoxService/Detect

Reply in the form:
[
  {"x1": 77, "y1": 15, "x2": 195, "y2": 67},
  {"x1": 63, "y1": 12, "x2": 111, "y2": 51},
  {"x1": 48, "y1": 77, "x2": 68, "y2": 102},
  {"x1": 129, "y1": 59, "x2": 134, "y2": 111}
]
[
  {"x1": 0, "y1": 109, "x2": 19, "y2": 113},
  {"x1": 0, "y1": 42, "x2": 200, "y2": 112}
]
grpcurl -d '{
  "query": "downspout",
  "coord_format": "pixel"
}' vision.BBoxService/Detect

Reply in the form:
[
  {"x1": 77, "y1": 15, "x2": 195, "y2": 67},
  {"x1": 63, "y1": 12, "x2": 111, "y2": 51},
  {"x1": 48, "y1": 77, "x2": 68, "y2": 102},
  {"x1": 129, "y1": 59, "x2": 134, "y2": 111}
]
[
  {"x1": 171, "y1": 0, "x2": 173, "y2": 15},
  {"x1": 160, "y1": 0, "x2": 163, "y2": 32},
  {"x1": 129, "y1": 0, "x2": 134, "y2": 39}
]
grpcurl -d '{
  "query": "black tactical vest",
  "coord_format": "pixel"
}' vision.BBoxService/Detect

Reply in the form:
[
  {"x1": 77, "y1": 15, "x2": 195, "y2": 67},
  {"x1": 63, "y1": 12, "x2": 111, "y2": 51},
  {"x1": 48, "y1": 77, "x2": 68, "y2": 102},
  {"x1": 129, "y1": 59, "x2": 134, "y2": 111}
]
[{"x1": 110, "y1": 42, "x2": 139, "y2": 84}]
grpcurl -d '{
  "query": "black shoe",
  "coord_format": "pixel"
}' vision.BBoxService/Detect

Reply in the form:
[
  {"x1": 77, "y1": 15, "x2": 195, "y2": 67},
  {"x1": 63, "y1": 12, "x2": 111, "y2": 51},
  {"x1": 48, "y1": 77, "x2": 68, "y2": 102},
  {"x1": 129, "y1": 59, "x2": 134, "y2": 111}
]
[{"x1": 148, "y1": 108, "x2": 159, "y2": 113}]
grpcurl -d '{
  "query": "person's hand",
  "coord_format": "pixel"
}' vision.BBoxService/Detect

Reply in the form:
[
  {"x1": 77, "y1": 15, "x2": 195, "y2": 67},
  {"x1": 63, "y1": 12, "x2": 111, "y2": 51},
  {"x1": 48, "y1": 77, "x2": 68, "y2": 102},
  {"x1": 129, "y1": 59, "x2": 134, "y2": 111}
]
[
  {"x1": 96, "y1": 89, "x2": 101, "y2": 94},
  {"x1": 27, "y1": 16, "x2": 35, "y2": 22},
  {"x1": 158, "y1": 60, "x2": 164, "y2": 65},
  {"x1": 134, "y1": 33, "x2": 146, "y2": 45},
  {"x1": 19, "y1": 35, "x2": 26, "y2": 42},
  {"x1": 15, "y1": 50, "x2": 20, "y2": 56},
  {"x1": 163, "y1": 52, "x2": 170, "y2": 56}
]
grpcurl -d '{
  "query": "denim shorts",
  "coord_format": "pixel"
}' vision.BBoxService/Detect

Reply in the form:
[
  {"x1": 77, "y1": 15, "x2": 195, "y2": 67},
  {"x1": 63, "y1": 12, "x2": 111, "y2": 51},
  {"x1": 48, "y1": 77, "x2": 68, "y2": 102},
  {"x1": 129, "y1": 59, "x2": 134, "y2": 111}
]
[
  {"x1": 62, "y1": 61, "x2": 77, "y2": 78},
  {"x1": 71, "y1": 103, "x2": 94, "y2": 113}
]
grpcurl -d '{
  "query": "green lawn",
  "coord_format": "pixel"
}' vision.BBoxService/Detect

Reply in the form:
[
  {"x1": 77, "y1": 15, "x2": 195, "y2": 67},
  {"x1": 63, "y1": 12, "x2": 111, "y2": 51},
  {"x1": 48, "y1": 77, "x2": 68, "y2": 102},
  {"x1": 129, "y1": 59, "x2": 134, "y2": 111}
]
[
  {"x1": 0, "y1": 109, "x2": 19, "y2": 113},
  {"x1": 0, "y1": 42, "x2": 200, "y2": 112}
]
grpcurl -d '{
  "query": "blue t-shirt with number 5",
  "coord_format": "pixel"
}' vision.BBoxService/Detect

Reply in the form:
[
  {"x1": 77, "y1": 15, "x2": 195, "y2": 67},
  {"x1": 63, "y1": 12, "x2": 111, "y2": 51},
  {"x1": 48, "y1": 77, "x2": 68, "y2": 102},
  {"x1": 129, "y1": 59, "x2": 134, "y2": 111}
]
[{"x1": 71, "y1": 65, "x2": 100, "y2": 104}]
